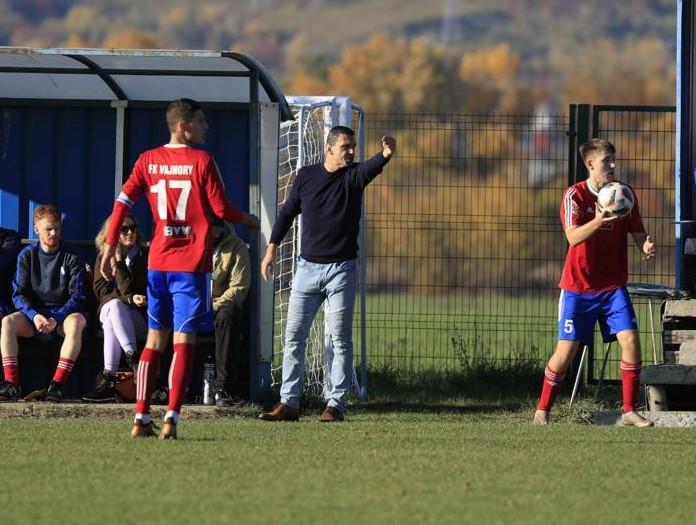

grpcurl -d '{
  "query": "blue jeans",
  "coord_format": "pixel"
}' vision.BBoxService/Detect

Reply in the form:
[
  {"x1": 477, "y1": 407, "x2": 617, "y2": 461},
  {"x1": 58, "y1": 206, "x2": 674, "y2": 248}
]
[{"x1": 280, "y1": 257, "x2": 357, "y2": 411}]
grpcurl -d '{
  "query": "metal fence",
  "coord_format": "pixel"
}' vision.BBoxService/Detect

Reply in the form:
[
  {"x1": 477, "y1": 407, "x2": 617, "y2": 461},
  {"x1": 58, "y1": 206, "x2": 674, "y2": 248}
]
[
  {"x1": 588, "y1": 106, "x2": 677, "y2": 382},
  {"x1": 360, "y1": 108, "x2": 676, "y2": 380}
]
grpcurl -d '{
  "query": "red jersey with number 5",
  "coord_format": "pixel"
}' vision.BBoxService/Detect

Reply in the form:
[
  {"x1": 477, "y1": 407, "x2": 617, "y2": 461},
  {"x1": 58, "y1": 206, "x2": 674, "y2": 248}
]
[
  {"x1": 558, "y1": 180, "x2": 645, "y2": 293},
  {"x1": 106, "y1": 144, "x2": 244, "y2": 272}
]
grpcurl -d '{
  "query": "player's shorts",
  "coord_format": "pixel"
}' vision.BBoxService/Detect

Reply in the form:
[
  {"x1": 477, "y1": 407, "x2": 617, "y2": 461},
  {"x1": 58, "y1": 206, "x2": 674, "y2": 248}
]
[
  {"x1": 147, "y1": 270, "x2": 212, "y2": 333},
  {"x1": 557, "y1": 287, "x2": 637, "y2": 345}
]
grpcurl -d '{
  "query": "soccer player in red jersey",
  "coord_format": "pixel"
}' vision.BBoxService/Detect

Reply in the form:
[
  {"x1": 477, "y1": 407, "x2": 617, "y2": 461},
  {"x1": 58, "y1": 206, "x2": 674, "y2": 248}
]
[
  {"x1": 534, "y1": 138, "x2": 656, "y2": 427},
  {"x1": 100, "y1": 98, "x2": 259, "y2": 439}
]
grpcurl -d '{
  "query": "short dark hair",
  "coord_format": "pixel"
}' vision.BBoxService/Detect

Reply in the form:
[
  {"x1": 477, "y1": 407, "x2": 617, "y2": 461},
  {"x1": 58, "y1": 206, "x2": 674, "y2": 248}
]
[
  {"x1": 579, "y1": 138, "x2": 615, "y2": 163},
  {"x1": 326, "y1": 125, "x2": 355, "y2": 146},
  {"x1": 166, "y1": 98, "x2": 202, "y2": 132}
]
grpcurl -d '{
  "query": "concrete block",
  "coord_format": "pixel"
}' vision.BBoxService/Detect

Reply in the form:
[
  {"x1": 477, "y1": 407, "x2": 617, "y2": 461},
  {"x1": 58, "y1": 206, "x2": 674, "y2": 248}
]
[
  {"x1": 641, "y1": 364, "x2": 696, "y2": 385},
  {"x1": 663, "y1": 330, "x2": 696, "y2": 344},
  {"x1": 663, "y1": 299, "x2": 696, "y2": 319},
  {"x1": 678, "y1": 340, "x2": 696, "y2": 365},
  {"x1": 595, "y1": 410, "x2": 696, "y2": 428}
]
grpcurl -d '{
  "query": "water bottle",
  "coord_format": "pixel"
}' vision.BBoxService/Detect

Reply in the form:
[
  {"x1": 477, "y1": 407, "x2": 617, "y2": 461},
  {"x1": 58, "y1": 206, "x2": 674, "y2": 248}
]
[{"x1": 203, "y1": 357, "x2": 216, "y2": 406}]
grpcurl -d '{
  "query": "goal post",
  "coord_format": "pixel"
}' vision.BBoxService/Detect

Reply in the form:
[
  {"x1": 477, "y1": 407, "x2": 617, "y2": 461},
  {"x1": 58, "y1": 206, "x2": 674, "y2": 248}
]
[{"x1": 270, "y1": 95, "x2": 368, "y2": 399}]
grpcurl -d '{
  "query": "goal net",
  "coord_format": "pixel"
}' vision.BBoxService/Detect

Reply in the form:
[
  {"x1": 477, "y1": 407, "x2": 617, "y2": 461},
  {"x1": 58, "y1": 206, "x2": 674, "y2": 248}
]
[{"x1": 273, "y1": 96, "x2": 366, "y2": 399}]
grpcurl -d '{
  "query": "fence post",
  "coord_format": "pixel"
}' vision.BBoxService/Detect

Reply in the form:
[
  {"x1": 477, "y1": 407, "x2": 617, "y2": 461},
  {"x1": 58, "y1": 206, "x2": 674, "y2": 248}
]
[{"x1": 566, "y1": 104, "x2": 594, "y2": 392}]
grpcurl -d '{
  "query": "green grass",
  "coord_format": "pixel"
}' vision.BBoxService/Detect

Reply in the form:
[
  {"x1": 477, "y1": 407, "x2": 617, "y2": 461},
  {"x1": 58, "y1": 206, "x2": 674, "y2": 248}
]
[{"x1": 2, "y1": 403, "x2": 696, "y2": 525}]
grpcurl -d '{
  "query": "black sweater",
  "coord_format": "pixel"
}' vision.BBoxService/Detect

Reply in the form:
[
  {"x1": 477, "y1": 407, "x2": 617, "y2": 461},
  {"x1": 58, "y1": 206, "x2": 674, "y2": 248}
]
[
  {"x1": 13, "y1": 242, "x2": 86, "y2": 322},
  {"x1": 270, "y1": 153, "x2": 390, "y2": 263}
]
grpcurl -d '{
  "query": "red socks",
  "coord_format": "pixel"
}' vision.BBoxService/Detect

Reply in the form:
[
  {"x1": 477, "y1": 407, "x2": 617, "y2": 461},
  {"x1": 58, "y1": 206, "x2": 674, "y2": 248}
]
[
  {"x1": 2, "y1": 356, "x2": 19, "y2": 386},
  {"x1": 52, "y1": 357, "x2": 75, "y2": 385},
  {"x1": 167, "y1": 343, "x2": 195, "y2": 415},
  {"x1": 537, "y1": 366, "x2": 566, "y2": 411},
  {"x1": 621, "y1": 360, "x2": 641, "y2": 413},
  {"x1": 135, "y1": 348, "x2": 160, "y2": 416}
]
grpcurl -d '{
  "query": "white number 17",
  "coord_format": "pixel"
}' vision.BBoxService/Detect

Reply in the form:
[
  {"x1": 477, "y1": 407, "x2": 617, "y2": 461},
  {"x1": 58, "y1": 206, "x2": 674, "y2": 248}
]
[{"x1": 150, "y1": 180, "x2": 191, "y2": 220}]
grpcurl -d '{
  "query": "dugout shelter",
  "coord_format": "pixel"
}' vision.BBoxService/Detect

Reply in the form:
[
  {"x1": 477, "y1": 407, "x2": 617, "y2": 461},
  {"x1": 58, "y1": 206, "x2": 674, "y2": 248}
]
[{"x1": 0, "y1": 47, "x2": 291, "y2": 401}]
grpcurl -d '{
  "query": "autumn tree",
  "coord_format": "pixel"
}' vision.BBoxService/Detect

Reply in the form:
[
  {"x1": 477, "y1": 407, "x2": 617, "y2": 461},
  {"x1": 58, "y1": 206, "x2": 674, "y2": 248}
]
[
  {"x1": 102, "y1": 28, "x2": 161, "y2": 49},
  {"x1": 458, "y1": 43, "x2": 533, "y2": 113},
  {"x1": 551, "y1": 38, "x2": 675, "y2": 107}
]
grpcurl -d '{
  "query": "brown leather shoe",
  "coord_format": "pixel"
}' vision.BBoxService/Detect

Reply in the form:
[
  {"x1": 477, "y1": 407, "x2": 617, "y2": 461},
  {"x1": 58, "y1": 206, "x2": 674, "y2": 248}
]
[
  {"x1": 318, "y1": 406, "x2": 344, "y2": 422},
  {"x1": 159, "y1": 418, "x2": 177, "y2": 440},
  {"x1": 130, "y1": 420, "x2": 158, "y2": 438},
  {"x1": 258, "y1": 402, "x2": 300, "y2": 422}
]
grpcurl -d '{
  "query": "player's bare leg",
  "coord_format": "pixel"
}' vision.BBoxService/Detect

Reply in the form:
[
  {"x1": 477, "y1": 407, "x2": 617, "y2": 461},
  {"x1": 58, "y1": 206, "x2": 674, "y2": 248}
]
[
  {"x1": 616, "y1": 329, "x2": 653, "y2": 427},
  {"x1": 534, "y1": 340, "x2": 580, "y2": 425}
]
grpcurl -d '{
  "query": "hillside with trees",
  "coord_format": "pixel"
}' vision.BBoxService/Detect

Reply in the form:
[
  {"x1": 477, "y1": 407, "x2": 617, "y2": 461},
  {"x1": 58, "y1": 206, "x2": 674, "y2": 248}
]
[
  {"x1": 0, "y1": 0, "x2": 677, "y2": 112},
  {"x1": 1, "y1": 0, "x2": 678, "y2": 293}
]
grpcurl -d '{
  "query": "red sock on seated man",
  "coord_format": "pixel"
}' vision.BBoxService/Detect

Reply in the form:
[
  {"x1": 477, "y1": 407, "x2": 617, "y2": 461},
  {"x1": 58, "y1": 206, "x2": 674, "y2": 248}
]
[{"x1": 0, "y1": 205, "x2": 88, "y2": 402}]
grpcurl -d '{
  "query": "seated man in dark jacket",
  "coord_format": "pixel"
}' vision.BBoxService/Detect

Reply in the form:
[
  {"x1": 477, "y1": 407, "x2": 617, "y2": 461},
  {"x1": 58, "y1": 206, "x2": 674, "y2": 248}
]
[
  {"x1": 0, "y1": 205, "x2": 87, "y2": 402},
  {"x1": 0, "y1": 227, "x2": 20, "y2": 320}
]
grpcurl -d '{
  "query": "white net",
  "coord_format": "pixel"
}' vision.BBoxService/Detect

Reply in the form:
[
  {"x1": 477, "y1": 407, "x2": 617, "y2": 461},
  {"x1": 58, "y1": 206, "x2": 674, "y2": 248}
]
[{"x1": 273, "y1": 98, "x2": 364, "y2": 399}]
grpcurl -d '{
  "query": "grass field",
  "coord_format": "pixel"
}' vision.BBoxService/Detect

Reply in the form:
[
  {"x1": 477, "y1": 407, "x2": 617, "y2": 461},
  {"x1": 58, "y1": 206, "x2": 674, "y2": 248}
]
[{"x1": 2, "y1": 398, "x2": 695, "y2": 525}]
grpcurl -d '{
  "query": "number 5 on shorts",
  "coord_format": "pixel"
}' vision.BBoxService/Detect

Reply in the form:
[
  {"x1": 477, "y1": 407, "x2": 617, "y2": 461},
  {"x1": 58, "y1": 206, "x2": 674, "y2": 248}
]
[{"x1": 563, "y1": 319, "x2": 574, "y2": 334}]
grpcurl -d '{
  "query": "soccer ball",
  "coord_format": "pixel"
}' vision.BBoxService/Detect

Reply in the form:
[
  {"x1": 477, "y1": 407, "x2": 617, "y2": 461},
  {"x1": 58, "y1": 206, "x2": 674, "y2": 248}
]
[{"x1": 597, "y1": 181, "x2": 634, "y2": 218}]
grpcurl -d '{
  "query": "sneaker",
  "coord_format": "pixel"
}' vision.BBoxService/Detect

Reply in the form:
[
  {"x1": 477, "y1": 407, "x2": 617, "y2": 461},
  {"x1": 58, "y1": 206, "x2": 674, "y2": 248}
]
[
  {"x1": 621, "y1": 411, "x2": 654, "y2": 428},
  {"x1": 318, "y1": 405, "x2": 344, "y2": 423},
  {"x1": 82, "y1": 371, "x2": 117, "y2": 403},
  {"x1": 532, "y1": 410, "x2": 549, "y2": 425},
  {"x1": 215, "y1": 389, "x2": 243, "y2": 407},
  {"x1": 45, "y1": 381, "x2": 64, "y2": 403},
  {"x1": 258, "y1": 402, "x2": 300, "y2": 422},
  {"x1": 0, "y1": 381, "x2": 21, "y2": 402},
  {"x1": 150, "y1": 387, "x2": 168, "y2": 405},
  {"x1": 131, "y1": 419, "x2": 158, "y2": 438},
  {"x1": 159, "y1": 418, "x2": 177, "y2": 440}
]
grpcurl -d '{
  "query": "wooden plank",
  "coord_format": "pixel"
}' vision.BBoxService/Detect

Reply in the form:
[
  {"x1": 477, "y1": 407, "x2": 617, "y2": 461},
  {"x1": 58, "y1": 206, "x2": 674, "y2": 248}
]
[
  {"x1": 641, "y1": 364, "x2": 696, "y2": 385},
  {"x1": 663, "y1": 330, "x2": 696, "y2": 344}
]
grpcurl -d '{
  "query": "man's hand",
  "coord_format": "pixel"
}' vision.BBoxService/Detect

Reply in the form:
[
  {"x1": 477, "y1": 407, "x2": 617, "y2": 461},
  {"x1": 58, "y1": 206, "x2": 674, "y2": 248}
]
[
  {"x1": 260, "y1": 244, "x2": 277, "y2": 282},
  {"x1": 594, "y1": 204, "x2": 619, "y2": 224},
  {"x1": 243, "y1": 213, "x2": 261, "y2": 230},
  {"x1": 382, "y1": 136, "x2": 396, "y2": 159},
  {"x1": 643, "y1": 235, "x2": 656, "y2": 261},
  {"x1": 132, "y1": 294, "x2": 147, "y2": 307},
  {"x1": 99, "y1": 244, "x2": 117, "y2": 280},
  {"x1": 33, "y1": 314, "x2": 56, "y2": 334}
]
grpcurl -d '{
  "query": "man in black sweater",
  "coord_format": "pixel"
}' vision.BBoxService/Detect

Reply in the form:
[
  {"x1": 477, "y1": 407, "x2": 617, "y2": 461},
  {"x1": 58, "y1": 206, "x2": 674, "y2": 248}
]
[{"x1": 259, "y1": 125, "x2": 396, "y2": 422}]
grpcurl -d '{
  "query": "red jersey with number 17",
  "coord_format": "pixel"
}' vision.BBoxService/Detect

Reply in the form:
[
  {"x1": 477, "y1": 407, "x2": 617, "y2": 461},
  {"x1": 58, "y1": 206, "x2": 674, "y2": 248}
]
[
  {"x1": 558, "y1": 180, "x2": 645, "y2": 293},
  {"x1": 106, "y1": 144, "x2": 245, "y2": 273}
]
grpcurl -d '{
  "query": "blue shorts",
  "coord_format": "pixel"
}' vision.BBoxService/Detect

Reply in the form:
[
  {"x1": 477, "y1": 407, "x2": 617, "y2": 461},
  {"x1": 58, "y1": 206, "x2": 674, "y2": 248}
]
[
  {"x1": 557, "y1": 288, "x2": 638, "y2": 345},
  {"x1": 147, "y1": 270, "x2": 213, "y2": 333}
]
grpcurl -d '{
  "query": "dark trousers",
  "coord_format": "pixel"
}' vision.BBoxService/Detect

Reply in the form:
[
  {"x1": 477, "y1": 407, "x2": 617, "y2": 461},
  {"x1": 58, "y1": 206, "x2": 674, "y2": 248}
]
[{"x1": 213, "y1": 303, "x2": 246, "y2": 395}]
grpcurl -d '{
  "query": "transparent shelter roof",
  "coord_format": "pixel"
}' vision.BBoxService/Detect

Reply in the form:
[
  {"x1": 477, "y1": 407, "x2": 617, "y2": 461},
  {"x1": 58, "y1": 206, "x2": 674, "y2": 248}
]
[{"x1": 0, "y1": 47, "x2": 292, "y2": 119}]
